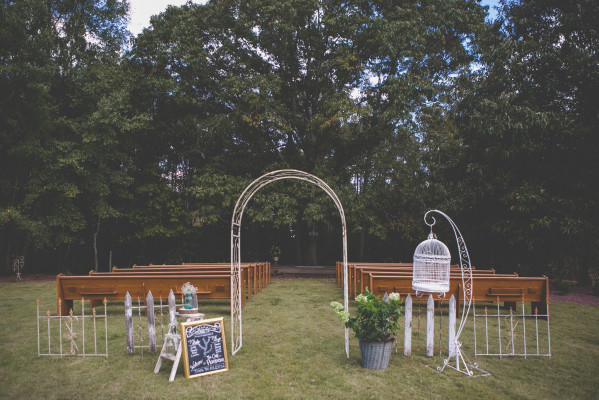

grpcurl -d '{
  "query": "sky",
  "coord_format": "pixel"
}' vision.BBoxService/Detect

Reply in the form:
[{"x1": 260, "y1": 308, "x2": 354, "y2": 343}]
[
  {"x1": 127, "y1": 0, "x2": 207, "y2": 36},
  {"x1": 127, "y1": 0, "x2": 500, "y2": 36}
]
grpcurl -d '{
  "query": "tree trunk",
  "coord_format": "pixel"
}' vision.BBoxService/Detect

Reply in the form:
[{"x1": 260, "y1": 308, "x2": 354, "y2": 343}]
[
  {"x1": 93, "y1": 216, "x2": 100, "y2": 272},
  {"x1": 58, "y1": 243, "x2": 71, "y2": 274},
  {"x1": 21, "y1": 240, "x2": 28, "y2": 274},
  {"x1": 305, "y1": 224, "x2": 318, "y2": 265},
  {"x1": 295, "y1": 226, "x2": 303, "y2": 265},
  {"x1": 3, "y1": 238, "x2": 12, "y2": 276},
  {"x1": 358, "y1": 228, "x2": 365, "y2": 262}
]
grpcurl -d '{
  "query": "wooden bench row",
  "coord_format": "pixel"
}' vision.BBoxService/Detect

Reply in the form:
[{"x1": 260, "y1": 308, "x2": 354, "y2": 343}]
[
  {"x1": 368, "y1": 274, "x2": 549, "y2": 312},
  {"x1": 339, "y1": 263, "x2": 500, "y2": 297},
  {"x1": 127, "y1": 262, "x2": 271, "y2": 295},
  {"x1": 354, "y1": 269, "x2": 514, "y2": 298},
  {"x1": 335, "y1": 262, "x2": 549, "y2": 311},
  {"x1": 56, "y1": 262, "x2": 270, "y2": 315}
]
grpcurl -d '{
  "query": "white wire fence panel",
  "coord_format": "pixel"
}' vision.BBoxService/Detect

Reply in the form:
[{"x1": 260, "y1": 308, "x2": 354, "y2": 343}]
[
  {"x1": 37, "y1": 299, "x2": 108, "y2": 357},
  {"x1": 393, "y1": 297, "x2": 552, "y2": 361},
  {"x1": 473, "y1": 302, "x2": 551, "y2": 358}
]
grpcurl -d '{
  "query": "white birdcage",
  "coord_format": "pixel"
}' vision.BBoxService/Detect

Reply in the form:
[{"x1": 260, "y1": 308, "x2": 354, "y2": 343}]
[{"x1": 412, "y1": 232, "x2": 451, "y2": 294}]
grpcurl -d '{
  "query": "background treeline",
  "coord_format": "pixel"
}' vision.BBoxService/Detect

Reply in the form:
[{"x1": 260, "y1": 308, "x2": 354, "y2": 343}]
[{"x1": 1, "y1": 0, "x2": 597, "y2": 281}]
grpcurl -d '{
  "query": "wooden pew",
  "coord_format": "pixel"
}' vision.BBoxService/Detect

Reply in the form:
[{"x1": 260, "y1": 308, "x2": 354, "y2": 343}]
[
  {"x1": 92, "y1": 268, "x2": 254, "y2": 300},
  {"x1": 337, "y1": 262, "x2": 472, "y2": 289},
  {"x1": 347, "y1": 263, "x2": 487, "y2": 297},
  {"x1": 337, "y1": 262, "x2": 411, "y2": 285},
  {"x1": 359, "y1": 270, "x2": 514, "y2": 298},
  {"x1": 336, "y1": 262, "x2": 410, "y2": 289},
  {"x1": 114, "y1": 264, "x2": 261, "y2": 298},
  {"x1": 56, "y1": 272, "x2": 243, "y2": 316},
  {"x1": 132, "y1": 262, "x2": 271, "y2": 293},
  {"x1": 367, "y1": 274, "x2": 549, "y2": 313},
  {"x1": 354, "y1": 266, "x2": 498, "y2": 297}
]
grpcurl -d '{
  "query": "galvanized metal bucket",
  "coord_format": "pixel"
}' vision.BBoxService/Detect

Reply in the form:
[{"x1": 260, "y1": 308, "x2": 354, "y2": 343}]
[{"x1": 359, "y1": 339, "x2": 394, "y2": 369}]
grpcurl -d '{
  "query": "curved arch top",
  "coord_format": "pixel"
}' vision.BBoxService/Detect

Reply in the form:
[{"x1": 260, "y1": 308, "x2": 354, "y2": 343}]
[
  {"x1": 230, "y1": 170, "x2": 349, "y2": 357},
  {"x1": 232, "y1": 169, "x2": 346, "y2": 227}
]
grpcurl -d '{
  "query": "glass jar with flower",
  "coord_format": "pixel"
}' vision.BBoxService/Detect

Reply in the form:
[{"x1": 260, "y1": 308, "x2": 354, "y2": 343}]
[
  {"x1": 181, "y1": 282, "x2": 198, "y2": 309},
  {"x1": 331, "y1": 289, "x2": 402, "y2": 369}
]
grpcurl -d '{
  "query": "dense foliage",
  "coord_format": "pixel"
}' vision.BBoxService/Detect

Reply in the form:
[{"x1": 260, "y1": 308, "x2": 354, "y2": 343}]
[{"x1": 1, "y1": 0, "x2": 596, "y2": 281}]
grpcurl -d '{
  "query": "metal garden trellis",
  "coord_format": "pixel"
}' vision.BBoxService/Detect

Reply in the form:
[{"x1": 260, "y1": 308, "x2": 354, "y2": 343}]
[
  {"x1": 414, "y1": 210, "x2": 488, "y2": 376},
  {"x1": 230, "y1": 169, "x2": 349, "y2": 357}
]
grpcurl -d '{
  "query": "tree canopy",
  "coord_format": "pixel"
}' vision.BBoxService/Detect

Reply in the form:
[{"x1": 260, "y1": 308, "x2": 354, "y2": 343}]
[{"x1": 1, "y1": 0, "x2": 596, "y2": 281}]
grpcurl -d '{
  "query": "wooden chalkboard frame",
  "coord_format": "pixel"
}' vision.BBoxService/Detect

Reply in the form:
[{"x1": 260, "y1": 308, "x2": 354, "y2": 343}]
[{"x1": 180, "y1": 317, "x2": 229, "y2": 379}]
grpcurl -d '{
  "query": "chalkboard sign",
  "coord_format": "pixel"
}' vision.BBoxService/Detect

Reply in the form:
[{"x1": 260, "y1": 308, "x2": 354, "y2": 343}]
[{"x1": 180, "y1": 317, "x2": 229, "y2": 379}]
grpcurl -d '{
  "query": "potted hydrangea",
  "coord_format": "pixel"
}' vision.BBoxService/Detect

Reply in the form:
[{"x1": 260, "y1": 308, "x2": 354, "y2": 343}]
[{"x1": 331, "y1": 289, "x2": 402, "y2": 369}]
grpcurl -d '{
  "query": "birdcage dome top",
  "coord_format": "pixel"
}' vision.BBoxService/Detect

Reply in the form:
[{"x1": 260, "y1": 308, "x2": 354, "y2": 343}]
[
  {"x1": 413, "y1": 233, "x2": 450, "y2": 261},
  {"x1": 412, "y1": 232, "x2": 451, "y2": 294}
]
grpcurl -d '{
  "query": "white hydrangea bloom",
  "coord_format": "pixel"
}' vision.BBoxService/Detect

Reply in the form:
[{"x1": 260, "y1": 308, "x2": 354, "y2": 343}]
[
  {"x1": 355, "y1": 294, "x2": 367, "y2": 303},
  {"x1": 337, "y1": 311, "x2": 350, "y2": 323},
  {"x1": 330, "y1": 301, "x2": 344, "y2": 312},
  {"x1": 388, "y1": 292, "x2": 400, "y2": 301}
]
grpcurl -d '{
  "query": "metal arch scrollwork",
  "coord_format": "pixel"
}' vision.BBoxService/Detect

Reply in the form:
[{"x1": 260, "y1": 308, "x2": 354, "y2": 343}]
[{"x1": 230, "y1": 170, "x2": 349, "y2": 357}]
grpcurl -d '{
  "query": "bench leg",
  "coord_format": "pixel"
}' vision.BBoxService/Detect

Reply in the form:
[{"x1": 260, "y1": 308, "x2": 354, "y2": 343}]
[
  {"x1": 59, "y1": 299, "x2": 73, "y2": 316},
  {"x1": 531, "y1": 301, "x2": 549, "y2": 320},
  {"x1": 90, "y1": 299, "x2": 102, "y2": 309}
]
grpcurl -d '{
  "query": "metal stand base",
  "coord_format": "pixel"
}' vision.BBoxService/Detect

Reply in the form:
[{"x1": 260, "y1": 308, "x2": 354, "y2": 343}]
[{"x1": 436, "y1": 345, "x2": 491, "y2": 377}]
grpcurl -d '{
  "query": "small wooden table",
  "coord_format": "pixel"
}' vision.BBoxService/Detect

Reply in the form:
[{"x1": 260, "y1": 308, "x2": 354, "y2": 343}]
[{"x1": 154, "y1": 308, "x2": 205, "y2": 381}]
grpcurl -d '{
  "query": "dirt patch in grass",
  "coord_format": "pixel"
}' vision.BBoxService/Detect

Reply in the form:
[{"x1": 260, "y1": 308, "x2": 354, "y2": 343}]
[
  {"x1": 0, "y1": 274, "x2": 56, "y2": 283},
  {"x1": 550, "y1": 284, "x2": 599, "y2": 306}
]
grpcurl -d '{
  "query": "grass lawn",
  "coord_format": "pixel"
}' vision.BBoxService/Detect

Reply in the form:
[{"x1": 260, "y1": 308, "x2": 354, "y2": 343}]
[{"x1": 1, "y1": 277, "x2": 598, "y2": 399}]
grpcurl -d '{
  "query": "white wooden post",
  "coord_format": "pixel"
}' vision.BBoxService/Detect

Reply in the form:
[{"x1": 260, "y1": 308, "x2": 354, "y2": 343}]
[
  {"x1": 124, "y1": 292, "x2": 134, "y2": 354},
  {"x1": 147, "y1": 291, "x2": 156, "y2": 353},
  {"x1": 168, "y1": 290, "x2": 177, "y2": 327},
  {"x1": 81, "y1": 298, "x2": 85, "y2": 355},
  {"x1": 426, "y1": 295, "x2": 434, "y2": 357},
  {"x1": 404, "y1": 294, "x2": 412, "y2": 356},
  {"x1": 448, "y1": 295, "x2": 456, "y2": 357}
]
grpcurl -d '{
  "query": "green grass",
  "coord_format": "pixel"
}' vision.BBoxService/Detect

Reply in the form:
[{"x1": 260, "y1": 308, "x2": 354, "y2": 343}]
[{"x1": 1, "y1": 278, "x2": 598, "y2": 399}]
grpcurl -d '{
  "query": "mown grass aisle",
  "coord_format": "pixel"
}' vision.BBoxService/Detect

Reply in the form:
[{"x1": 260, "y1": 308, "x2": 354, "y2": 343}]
[{"x1": 0, "y1": 278, "x2": 598, "y2": 399}]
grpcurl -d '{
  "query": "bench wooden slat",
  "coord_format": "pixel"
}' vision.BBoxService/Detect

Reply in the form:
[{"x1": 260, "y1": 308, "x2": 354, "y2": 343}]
[
  {"x1": 56, "y1": 273, "x2": 244, "y2": 315},
  {"x1": 367, "y1": 274, "x2": 549, "y2": 313}
]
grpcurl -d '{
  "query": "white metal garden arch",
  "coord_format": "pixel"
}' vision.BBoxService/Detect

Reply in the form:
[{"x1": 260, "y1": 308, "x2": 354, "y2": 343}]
[{"x1": 230, "y1": 169, "x2": 349, "y2": 357}]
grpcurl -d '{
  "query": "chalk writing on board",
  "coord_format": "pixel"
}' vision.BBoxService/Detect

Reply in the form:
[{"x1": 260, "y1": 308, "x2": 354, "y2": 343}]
[{"x1": 181, "y1": 318, "x2": 229, "y2": 378}]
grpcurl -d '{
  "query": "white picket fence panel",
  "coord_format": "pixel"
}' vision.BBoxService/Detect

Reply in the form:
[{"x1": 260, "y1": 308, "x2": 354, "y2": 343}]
[
  {"x1": 398, "y1": 294, "x2": 457, "y2": 358},
  {"x1": 124, "y1": 290, "x2": 195, "y2": 355}
]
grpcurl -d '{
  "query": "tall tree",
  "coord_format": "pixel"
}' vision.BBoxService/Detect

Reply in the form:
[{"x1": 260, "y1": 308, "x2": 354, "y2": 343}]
[
  {"x1": 128, "y1": 0, "x2": 486, "y2": 263},
  {"x1": 341, "y1": 0, "x2": 487, "y2": 259},
  {"x1": 0, "y1": 0, "x2": 130, "y2": 274},
  {"x1": 442, "y1": 0, "x2": 599, "y2": 275}
]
